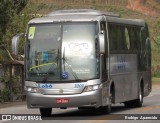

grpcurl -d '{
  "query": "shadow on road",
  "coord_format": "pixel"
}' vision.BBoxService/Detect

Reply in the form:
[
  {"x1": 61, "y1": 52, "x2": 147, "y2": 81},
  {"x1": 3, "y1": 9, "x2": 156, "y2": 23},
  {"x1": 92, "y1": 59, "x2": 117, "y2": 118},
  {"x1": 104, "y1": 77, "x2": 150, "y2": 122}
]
[{"x1": 42, "y1": 104, "x2": 142, "y2": 120}]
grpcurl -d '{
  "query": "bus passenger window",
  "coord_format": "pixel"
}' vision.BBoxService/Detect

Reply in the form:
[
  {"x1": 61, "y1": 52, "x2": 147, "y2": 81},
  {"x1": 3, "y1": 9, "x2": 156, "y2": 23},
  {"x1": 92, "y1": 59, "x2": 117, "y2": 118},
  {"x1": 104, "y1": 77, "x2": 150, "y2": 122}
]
[
  {"x1": 108, "y1": 24, "x2": 117, "y2": 51},
  {"x1": 125, "y1": 28, "x2": 130, "y2": 50}
]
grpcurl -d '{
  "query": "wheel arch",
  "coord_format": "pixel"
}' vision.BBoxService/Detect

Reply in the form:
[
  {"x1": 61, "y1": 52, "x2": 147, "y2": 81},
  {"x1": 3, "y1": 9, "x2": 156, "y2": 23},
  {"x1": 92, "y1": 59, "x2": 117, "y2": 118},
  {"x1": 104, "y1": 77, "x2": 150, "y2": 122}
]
[
  {"x1": 109, "y1": 81, "x2": 115, "y2": 103},
  {"x1": 140, "y1": 78, "x2": 144, "y2": 96}
]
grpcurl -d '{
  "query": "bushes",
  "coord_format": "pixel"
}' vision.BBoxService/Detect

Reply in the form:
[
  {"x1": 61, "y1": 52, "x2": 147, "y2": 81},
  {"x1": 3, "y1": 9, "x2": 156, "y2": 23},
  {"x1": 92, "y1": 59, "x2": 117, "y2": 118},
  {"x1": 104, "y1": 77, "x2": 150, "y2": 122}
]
[
  {"x1": 0, "y1": 70, "x2": 22, "y2": 102},
  {"x1": 0, "y1": 0, "x2": 29, "y2": 55},
  {"x1": 0, "y1": 89, "x2": 10, "y2": 102}
]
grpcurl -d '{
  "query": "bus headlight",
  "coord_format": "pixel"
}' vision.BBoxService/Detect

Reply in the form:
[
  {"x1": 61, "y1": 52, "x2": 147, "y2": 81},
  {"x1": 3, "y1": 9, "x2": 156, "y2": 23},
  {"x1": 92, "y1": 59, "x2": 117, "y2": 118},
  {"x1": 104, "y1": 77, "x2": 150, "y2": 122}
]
[
  {"x1": 26, "y1": 87, "x2": 38, "y2": 93},
  {"x1": 83, "y1": 85, "x2": 101, "y2": 92}
]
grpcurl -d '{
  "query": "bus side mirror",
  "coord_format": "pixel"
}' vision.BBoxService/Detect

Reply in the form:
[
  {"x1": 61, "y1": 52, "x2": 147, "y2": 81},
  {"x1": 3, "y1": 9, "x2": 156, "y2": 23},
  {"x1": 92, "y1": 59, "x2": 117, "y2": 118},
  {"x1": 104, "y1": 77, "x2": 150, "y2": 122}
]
[
  {"x1": 98, "y1": 33, "x2": 105, "y2": 54},
  {"x1": 12, "y1": 33, "x2": 24, "y2": 55}
]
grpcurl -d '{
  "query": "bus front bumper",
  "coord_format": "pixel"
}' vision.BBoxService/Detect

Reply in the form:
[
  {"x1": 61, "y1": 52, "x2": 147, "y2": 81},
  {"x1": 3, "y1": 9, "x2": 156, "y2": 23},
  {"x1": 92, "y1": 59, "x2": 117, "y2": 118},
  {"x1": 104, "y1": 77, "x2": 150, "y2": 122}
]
[{"x1": 26, "y1": 89, "x2": 102, "y2": 108}]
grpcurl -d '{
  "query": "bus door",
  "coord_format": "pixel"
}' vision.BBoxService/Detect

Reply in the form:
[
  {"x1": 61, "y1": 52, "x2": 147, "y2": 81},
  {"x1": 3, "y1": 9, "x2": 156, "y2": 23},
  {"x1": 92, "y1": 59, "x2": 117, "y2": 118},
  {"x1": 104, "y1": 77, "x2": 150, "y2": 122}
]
[
  {"x1": 100, "y1": 21, "x2": 110, "y2": 106},
  {"x1": 140, "y1": 25, "x2": 151, "y2": 93}
]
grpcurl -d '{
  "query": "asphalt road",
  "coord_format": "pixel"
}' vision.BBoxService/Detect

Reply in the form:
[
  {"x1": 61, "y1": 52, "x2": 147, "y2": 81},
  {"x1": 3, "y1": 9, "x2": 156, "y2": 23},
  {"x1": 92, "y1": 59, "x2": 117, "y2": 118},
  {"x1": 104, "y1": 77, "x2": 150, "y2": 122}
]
[{"x1": 0, "y1": 84, "x2": 160, "y2": 123}]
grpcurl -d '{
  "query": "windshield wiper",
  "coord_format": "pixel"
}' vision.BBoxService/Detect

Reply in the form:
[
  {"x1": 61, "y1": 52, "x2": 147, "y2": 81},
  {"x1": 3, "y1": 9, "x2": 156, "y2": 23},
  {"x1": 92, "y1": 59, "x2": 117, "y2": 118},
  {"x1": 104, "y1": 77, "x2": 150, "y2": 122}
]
[
  {"x1": 42, "y1": 47, "x2": 82, "y2": 82},
  {"x1": 62, "y1": 47, "x2": 82, "y2": 82},
  {"x1": 42, "y1": 63, "x2": 56, "y2": 83}
]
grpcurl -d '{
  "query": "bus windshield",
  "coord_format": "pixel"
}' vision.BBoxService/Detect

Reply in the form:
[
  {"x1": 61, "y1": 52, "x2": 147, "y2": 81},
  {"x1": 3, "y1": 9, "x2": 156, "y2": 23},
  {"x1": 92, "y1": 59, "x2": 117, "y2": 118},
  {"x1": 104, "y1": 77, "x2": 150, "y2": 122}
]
[{"x1": 26, "y1": 22, "x2": 100, "y2": 82}]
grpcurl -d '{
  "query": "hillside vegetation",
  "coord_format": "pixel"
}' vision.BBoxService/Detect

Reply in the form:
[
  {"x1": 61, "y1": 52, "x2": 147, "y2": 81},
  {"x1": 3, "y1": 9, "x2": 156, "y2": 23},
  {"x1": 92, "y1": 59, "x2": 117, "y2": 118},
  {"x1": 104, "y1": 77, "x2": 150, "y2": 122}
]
[{"x1": 1, "y1": 0, "x2": 160, "y2": 76}]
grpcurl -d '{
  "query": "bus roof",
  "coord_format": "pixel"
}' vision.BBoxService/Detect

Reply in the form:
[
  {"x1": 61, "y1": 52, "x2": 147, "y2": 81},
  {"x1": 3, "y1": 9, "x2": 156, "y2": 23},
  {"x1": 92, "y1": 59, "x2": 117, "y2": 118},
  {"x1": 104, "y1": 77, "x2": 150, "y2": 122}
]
[
  {"x1": 106, "y1": 17, "x2": 145, "y2": 27},
  {"x1": 28, "y1": 15, "x2": 101, "y2": 24},
  {"x1": 28, "y1": 9, "x2": 146, "y2": 27},
  {"x1": 47, "y1": 9, "x2": 120, "y2": 17}
]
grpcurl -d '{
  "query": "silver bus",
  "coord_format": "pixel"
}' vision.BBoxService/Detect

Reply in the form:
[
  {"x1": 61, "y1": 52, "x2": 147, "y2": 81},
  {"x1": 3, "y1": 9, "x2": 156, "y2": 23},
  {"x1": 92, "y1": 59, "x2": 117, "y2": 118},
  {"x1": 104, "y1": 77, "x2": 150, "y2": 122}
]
[{"x1": 12, "y1": 9, "x2": 151, "y2": 116}]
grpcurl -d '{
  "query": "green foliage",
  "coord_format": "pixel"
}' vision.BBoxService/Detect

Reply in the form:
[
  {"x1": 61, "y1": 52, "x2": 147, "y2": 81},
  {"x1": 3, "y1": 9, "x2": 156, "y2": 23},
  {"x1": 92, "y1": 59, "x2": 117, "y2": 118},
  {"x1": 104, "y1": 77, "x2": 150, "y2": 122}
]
[
  {"x1": 0, "y1": 89, "x2": 11, "y2": 102},
  {"x1": 0, "y1": 70, "x2": 10, "y2": 102},
  {"x1": 0, "y1": 0, "x2": 14, "y2": 43},
  {"x1": 0, "y1": 0, "x2": 29, "y2": 57},
  {"x1": 0, "y1": 75, "x2": 9, "y2": 84},
  {"x1": 156, "y1": 20, "x2": 160, "y2": 45},
  {"x1": 153, "y1": 71, "x2": 160, "y2": 77},
  {"x1": 152, "y1": 77, "x2": 160, "y2": 84},
  {"x1": 0, "y1": 71, "x2": 22, "y2": 102},
  {"x1": 151, "y1": 19, "x2": 160, "y2": 77},
  {"x1": 155, "y1": 20, "x2": 160, "y2": 45}
]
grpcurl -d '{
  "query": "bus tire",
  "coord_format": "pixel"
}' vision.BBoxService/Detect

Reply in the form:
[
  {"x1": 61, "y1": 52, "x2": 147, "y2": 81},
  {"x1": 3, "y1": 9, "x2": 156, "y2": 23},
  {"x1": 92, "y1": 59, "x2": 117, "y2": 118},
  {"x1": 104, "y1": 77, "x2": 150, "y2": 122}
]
[
  {"x1": 100, "y1": 103, "x2": 111, "y2": 114},
  {"x1": 100, "y1": 89, "x2": 112, "y2": 114},
  {"x1": 134, "y1": 86, "x2": 143, "y2": 107},
  {"x1": 40, "y1": 108, "x2": 52, "y2": 117},
  {"x1": 124, "y1": 85, "x2": 143, "y2": 108}
]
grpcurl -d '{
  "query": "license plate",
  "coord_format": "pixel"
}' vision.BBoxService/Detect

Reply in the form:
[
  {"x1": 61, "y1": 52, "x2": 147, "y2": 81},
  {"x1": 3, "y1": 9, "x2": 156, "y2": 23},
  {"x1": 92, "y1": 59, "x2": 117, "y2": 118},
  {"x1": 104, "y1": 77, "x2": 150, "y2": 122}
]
[{"x1": 56, "y1": 99, "x2": 69, "y2": 104}]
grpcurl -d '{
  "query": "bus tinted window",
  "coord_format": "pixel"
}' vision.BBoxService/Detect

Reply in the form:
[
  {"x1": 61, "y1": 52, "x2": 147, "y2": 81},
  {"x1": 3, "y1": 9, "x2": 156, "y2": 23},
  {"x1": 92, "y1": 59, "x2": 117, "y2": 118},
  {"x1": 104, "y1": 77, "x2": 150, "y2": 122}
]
[
  {"x1": 108, "y1": 24, "x2": 142, "y2": 52},
  {"x1": 125, "y1": 28, "x2": 130, "y2": 50},
  {"x1": 108, "y1": 24, "x2": 126, "y2": 51},
  {"x1": 127, "y1": 26, "x2": 140, "y2": 51}
]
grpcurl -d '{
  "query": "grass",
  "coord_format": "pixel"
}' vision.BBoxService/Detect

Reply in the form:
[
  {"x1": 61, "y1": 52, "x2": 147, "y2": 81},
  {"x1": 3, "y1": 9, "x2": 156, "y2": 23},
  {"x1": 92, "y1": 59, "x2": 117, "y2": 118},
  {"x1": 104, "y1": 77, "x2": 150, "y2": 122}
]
[{"x1": 152, "y1": 77, "x2": 160, "y2": 84}]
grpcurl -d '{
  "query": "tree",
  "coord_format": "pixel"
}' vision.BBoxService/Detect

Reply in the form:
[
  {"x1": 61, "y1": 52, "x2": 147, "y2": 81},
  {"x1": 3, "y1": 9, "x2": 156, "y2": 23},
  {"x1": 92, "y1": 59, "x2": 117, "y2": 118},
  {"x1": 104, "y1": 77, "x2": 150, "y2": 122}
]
[{"x1": 0, "y1": 0, "x2": 28, "y2": 45}]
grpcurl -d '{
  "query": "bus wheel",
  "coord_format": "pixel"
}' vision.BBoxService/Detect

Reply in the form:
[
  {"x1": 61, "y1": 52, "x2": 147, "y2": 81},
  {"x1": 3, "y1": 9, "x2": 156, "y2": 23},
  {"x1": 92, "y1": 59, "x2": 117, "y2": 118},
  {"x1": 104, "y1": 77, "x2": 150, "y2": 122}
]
[
  {"x1": 100, "y1": 92, "x2": 112, "y2": 114},
  {"x1": 40, "y1": 108, "x2": 52, "y2": 117},
  {"x1": 134, "y1": 86, "x2": 143, "y2": 107},
  {"x1": 100, "y1": 104, "x2": 111, "y2": 114}
]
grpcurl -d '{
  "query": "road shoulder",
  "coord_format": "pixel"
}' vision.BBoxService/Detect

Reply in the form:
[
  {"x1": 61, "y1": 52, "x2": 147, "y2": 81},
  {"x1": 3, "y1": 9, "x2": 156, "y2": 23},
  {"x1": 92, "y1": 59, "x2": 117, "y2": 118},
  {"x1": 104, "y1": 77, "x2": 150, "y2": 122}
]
[{"x1": 0, "y1": 101, "x2": 26, "y2": 109}]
